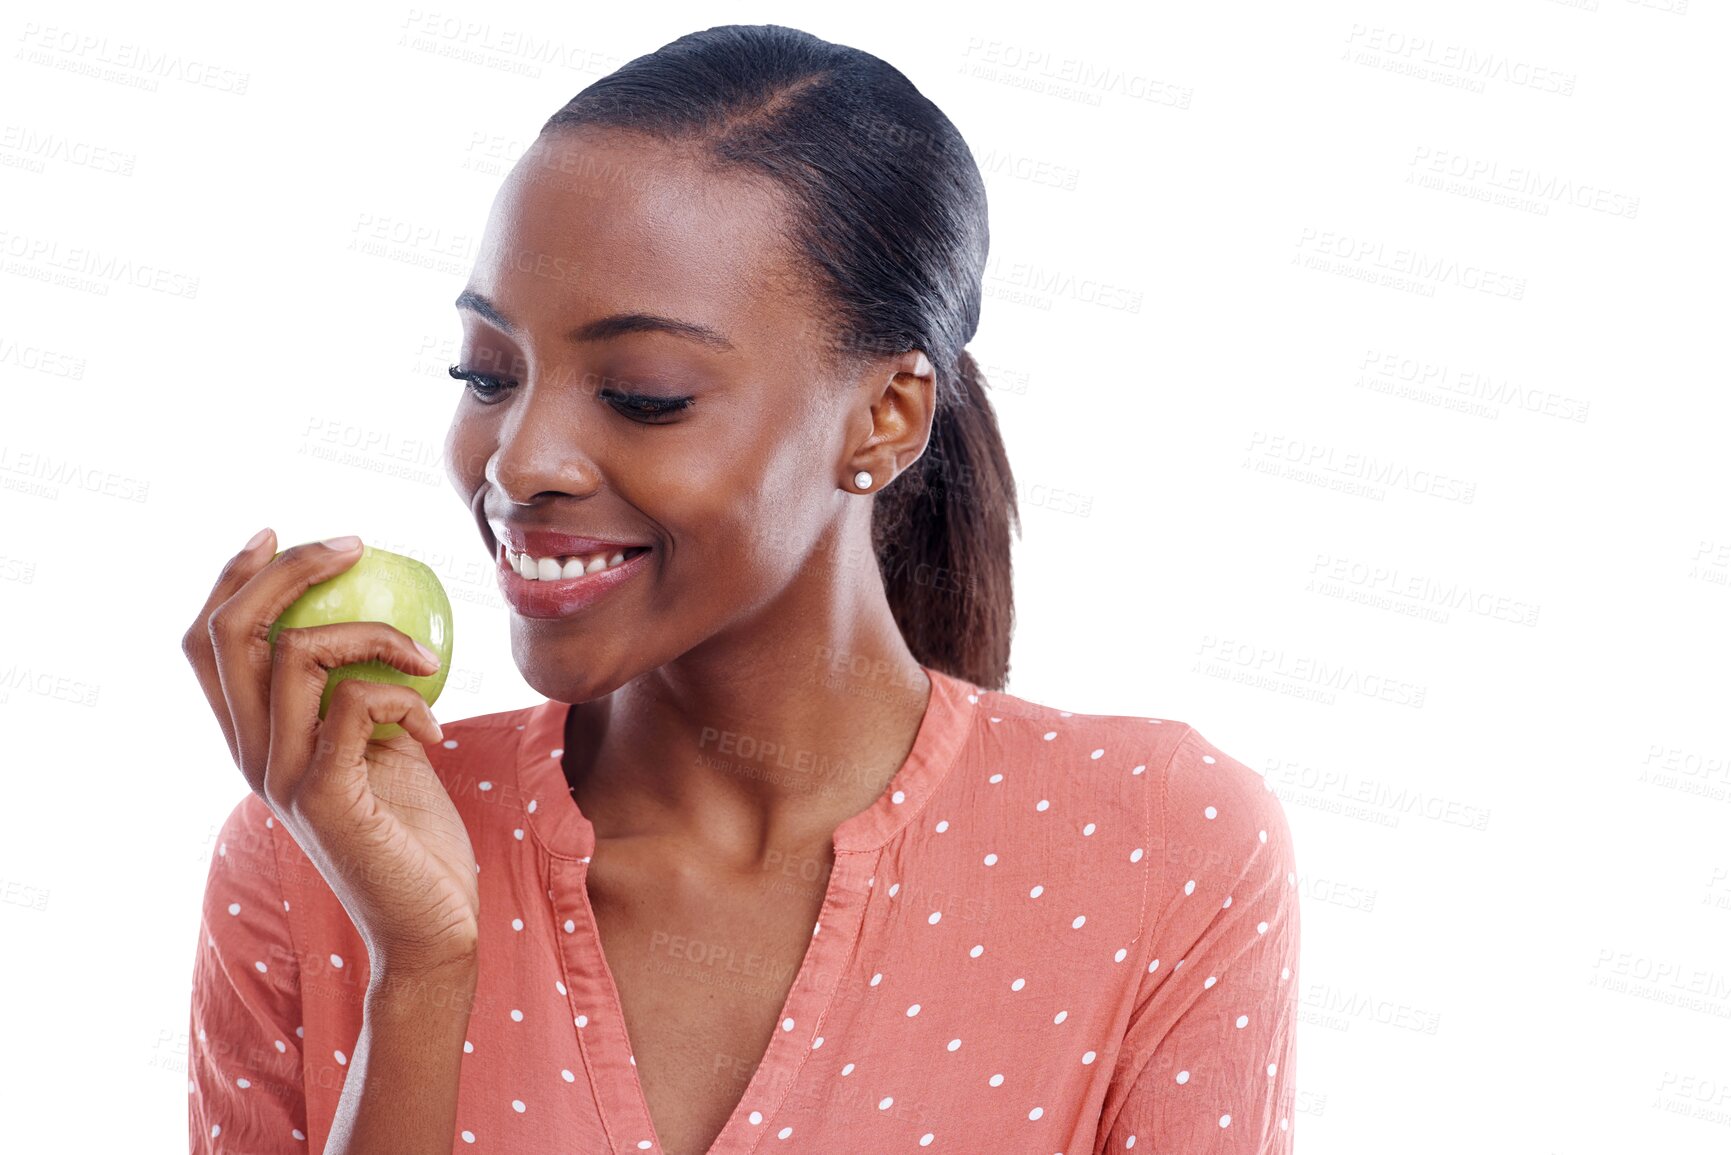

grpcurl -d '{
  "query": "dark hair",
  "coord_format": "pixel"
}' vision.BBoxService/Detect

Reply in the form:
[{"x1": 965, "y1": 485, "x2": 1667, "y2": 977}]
[{"x1": 540, "y1": 24, "x2": 1019, "y2": 690}]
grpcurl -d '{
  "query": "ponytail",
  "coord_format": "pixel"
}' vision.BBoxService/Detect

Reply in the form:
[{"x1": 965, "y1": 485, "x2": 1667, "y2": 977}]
[{"x1": 873, "y1": 350, "x2": 1019, "y2": 690}]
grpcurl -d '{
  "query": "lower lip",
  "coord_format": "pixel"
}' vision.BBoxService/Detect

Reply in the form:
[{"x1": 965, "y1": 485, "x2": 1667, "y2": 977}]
[{"x1": 496, "y1": 546, "x2": 650, "y2": 619}]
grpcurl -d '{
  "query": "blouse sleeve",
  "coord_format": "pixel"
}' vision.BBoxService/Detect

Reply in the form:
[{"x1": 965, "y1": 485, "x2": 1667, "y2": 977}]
[
  {"x1": 188, "y1": 792, "x2": 310, "y2": 1152},
  {"x1": 1098, "y1": 725, "x2": 1301, "y2": 1153}
]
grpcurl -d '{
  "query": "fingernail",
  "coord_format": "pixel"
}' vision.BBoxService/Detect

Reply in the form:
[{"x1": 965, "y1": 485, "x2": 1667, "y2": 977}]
[
  {"x1": 320, "y1": 535, "x2": 362, "y2": 551},
  {"x1": 413, "y1": 640, "x2": 440, "y2": 667},
  {"x1": 243, "y1": 526, "x2": 272, "y2": 552},
  {"x1": 431, "y1": 715, "x2": 444, "y2": 742}
]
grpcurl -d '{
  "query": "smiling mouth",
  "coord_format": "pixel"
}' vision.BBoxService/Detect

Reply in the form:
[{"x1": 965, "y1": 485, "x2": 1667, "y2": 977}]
[{"x1": 500, "y1": 543, "x2": 652, "y2": 581}]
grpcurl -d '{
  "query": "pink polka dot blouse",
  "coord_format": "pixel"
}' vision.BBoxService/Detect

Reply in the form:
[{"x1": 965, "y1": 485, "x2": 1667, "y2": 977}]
[{"x1": 189, "y1": 663, "x2": 1300, "y2": 1152}]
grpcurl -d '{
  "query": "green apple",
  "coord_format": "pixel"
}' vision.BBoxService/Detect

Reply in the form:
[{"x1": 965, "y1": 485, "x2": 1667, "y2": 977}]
[{"x1": 267, "y1": 544, "x2": 454, "y2": 742}]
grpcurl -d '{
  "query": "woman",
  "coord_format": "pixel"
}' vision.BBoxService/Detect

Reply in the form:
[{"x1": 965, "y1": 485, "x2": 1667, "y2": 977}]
[{"x1": 184, "y1": 24, "x2": 1299, "y2": 1155}]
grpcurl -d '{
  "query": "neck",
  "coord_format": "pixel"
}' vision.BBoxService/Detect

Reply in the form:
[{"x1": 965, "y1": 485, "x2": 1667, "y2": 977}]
[{"x1": 564, "y1": 525, "x2": 932, "y2": 870}]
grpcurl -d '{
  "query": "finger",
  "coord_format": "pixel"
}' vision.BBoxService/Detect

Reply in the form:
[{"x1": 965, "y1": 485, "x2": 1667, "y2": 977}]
[
  {"x1": 182, "y1": 527, "x2": 278, "y2": 765},
  {"x1": 264, "y1": 620, "x2": 443, "y2": 802},
  {"x1": 208, "y1": 536, "x2": 368, "y2": 780},
  {"x1": 291, "y1": 679, "x2": 443, "y2": 826}
]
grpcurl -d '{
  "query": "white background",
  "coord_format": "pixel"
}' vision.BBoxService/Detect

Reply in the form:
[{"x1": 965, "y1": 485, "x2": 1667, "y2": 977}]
[{"x1": 2, "y1": 0, "x2": 1727, "y2": 1151}]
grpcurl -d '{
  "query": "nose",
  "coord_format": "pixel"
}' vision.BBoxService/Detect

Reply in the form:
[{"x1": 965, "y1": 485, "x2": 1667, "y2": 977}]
[{"x1": 484, "y1": 378, "x2": 603, "y2": 505}]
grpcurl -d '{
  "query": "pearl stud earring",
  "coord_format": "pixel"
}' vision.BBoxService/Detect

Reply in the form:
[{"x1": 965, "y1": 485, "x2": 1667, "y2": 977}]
[{"x1": 853, "y1": 470, "x2": 873, "y2": 490}]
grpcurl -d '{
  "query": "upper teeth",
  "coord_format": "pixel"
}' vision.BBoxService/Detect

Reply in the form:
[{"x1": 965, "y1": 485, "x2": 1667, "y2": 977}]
[{"x1": 505, "y1": 546, "x2": 633, "y2": 581}]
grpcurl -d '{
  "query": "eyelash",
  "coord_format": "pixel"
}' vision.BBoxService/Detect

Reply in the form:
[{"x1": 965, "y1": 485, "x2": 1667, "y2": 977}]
[{"x1": 445, "y1": 365, "x2": 695, "y2": 422}]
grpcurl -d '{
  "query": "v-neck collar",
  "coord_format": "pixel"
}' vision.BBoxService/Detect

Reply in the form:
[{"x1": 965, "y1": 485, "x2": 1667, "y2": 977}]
[
  {"x1": 507, "y1": 663, "x2": 979, "y2": 1153},
  {"x1": 513, "y1": 662, "x2": 979, "y2": 861}
]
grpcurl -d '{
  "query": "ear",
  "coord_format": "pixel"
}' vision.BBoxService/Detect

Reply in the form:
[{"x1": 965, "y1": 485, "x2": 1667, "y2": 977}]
[{"x1": 843, "y1": 349, "x2": 936, "y2": 493}]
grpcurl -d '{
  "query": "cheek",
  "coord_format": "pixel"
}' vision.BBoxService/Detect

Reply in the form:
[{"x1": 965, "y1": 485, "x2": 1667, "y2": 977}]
[{"x1": 443, "y1": 413, "x2": 487, "y2": 492}]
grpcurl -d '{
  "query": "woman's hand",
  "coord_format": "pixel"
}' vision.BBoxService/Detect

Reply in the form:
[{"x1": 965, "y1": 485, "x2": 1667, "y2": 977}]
[{"x1": 182, "y1": 530, "x2": 481, "y2": 977}]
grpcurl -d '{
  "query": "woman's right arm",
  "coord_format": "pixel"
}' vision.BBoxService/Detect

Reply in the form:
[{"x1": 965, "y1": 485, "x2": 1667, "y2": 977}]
[
  {"x1": 324, "y1": 955, "x2": 479, "y2": 1155},
  {"x1": 183, "y1": 529, "x2": 485, "y2": 1153}
]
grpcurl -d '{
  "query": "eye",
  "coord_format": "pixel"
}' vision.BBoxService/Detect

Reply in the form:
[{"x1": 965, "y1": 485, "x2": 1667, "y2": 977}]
[
  {"x1": 447, "y1": 364, "x2": 514, "y2": 403},
  {"x1": 600, "y1": 387, "x2": 696, "y2": 424}
]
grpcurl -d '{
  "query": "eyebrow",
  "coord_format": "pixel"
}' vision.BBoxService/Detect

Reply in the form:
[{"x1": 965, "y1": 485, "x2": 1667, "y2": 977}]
[{"x1": 454, "y1": 289, "x2": 736, "y2": 352}]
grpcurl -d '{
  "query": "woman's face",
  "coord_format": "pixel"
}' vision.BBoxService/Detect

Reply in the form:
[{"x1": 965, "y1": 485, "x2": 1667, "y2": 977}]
[{"x1": 444, "y1": 127, "x2": 919, "y2": 704}]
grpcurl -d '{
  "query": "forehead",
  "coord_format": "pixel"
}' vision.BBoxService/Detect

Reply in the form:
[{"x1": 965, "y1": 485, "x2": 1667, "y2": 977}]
[{"x1": 469, "y1": 128, "x2": 817, "y2": 347}]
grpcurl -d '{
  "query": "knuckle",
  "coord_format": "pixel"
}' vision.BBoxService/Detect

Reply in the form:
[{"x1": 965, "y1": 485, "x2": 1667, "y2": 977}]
[
  {"x1": 271, "y1": 625, "x2": 311, "y2": 663},
  {"x1": 330, "y1": 675, "x2": 374, "y2": 708}
]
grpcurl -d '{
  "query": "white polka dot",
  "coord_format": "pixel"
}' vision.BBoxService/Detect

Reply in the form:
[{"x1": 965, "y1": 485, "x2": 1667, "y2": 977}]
[
  {"x1": 871, "y1": 972, "x2": 883, "y2": 986},
  {"x1": 888, "y1": 882, "x2": 901, "y2": 897},
  {"x1": 1029, "y1": 884, "x2": 1044, "y2": 898},
  {"x1": 564, "y1": 919, "x2": 576, "y2": 933},
  {"x1": 334, "y1": 1050, "x2": 347, "y2": 1065},
  {"x1": 1184, "y1": 879, "x2": 1196, "y2": 896},
  {"x1": 1132, "y1": 763, "x2": 1146, "y2": 775},
  {"x1": 842, "y1": 1062, "x2": 855, "y2": 1076},
  {"x1": 1042, "y1": 730, "x2": 1056, "y2": 741},
  {"x1": 1053, "y1": 1010, "x2": 1067, "y2": 1024},
  {"x1": 1028, "y1": 1106, "x2": 1044, "y2": 1120},
  {"x1": 1219, "y1": 1113, "x2": 1232, "y2": 1127},
  {"x1": 1130, "y1": 847, "x2": 1144, "y2": 863},
  {"x1": 777, "y1": 1126, "x2": 792, "y2": 1139},
  {"x1": 254, "y1": 960, "x2": 268, "y2": 973},
  {"x1": 878, "y1": 1096, "x2": 894, "y2": 1109},
  {"x1": 1259, "y1": 829, "x2": 1268, "y2": 843},
  {"x1": 1204, "y1": 805, "x2": 1217, "y2": 819},
  {"x1": 1257, "y1": 921, "x2": 1269, "y2": 934},
  {"x1": 513, "y1": 828, "x2": 524, "y2": 840},
  {"x1": 330, "y1": 953, "x2": 344, "y2": 968},
  {"x1": 464, "y1": 1040, "x2": 473, "y2": 1053},
  {"x1": 1267, "y1": 1063, "x2": 1277, "y2": 1077},
  {"x1": 1176, "y1": 1070, "x2": 1190, "y2": 1084},
  {"x1": 235, "y1": 1077, "x2": 250, "y2": 1088},
  {"x1": 460, "y1": 1131, "x2": 474, "y2": 1143},
  {"x1": 891, "y1": 790, "x2": 906, "y2": 804},
  {"x1": 512, "y1": 1099, "x2": 526, "y2": 1113},
  {"x1": 562, "y1": 1068, "x2": 575, "y2": 1082},
  {"x1": 812, "y1": 1036, "x2": 824, "y2": 1049},
  {"x1": 511, "y1": 918, "x2": 524, "y2": 931},
  {"x1": 906, "y1": 1003, "x2": 921, "y2": 1016},
  {"x1": 970, "y1": 944, "x2": 984, "y2": 958},
  {"x1": 1036, "y1": 799, "x2": 1050, "y2": 811},
  {"x1": 556, "y1": 980, "x2": 567, "y2": 995},
  {"x1": 989, "y1": 772, "x2": 1003, "y2": 783},
  {"x1": 478, "y1": 781, "x2": 492, "y2": 791},
  {"x1": 576, "y1": 1014, "x2": 588, "y2": 1028},
  {"x1": 292, "y1": 1128, "x2": 305, "y2": 1140},
  {"x1": 510, "y1": 1009, "x2": 524, "y2": 1022},
  {"x1": 1082, "y1": 1050, "x2": 1096, "y2": 1064},
  {"x1": 443, "y1": 738, "x2": 460, "y2": 749},
  {"x1": 928, "y1": 911, "x2": 942, "y2": 925},
  {"x1": 1090, "y1": 748, "x2": 1104, "y2": 759},
  {"x1": 275, "y1": 1039, "x2": 286, "y2": 1053},
  {"x1": 1113, "y1": 948, "x2": 1128, "y2": 962},
  {"x1": 947, "y1": 1038, "x2": 961, "y2": 1051},
  {"x1": 983, "y1": 853, "x2": 998, "y2": 866},
  {"x1": 1011, "y1": 977, "x2": 1025, "y2": 991},
  {"x1": 1236, "y1": 1014, "x2": 1249, "y2": 1028},
  {"x1": 781, "y1": 1017, "x2": 795, "y2": 1031},
  {"x1": 227, "y1": 902, "x2": 241, "y2": 916},
  {"x1": 1082, "y1": 822, "x2": 1096, "y2": 836},
  {"x1": 920, "y1": 1134, "x2": 934, "y2": 1147},
  {"x1": 749, "y1": 1110, "x2": 763, "y2": 1125},
  {"x1": 935, "y1": 819, "x2": 949, "y2": 832},
  {"x1": 1204, "y1": 976, "x2": 1217, "y2": 989},
  {"x1": 1072, "y1": 915, "x2": 1086, "y2": 929},
  {"x1": 989, "y1": 1073, "x2": 1004, "y2": 1087}
]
